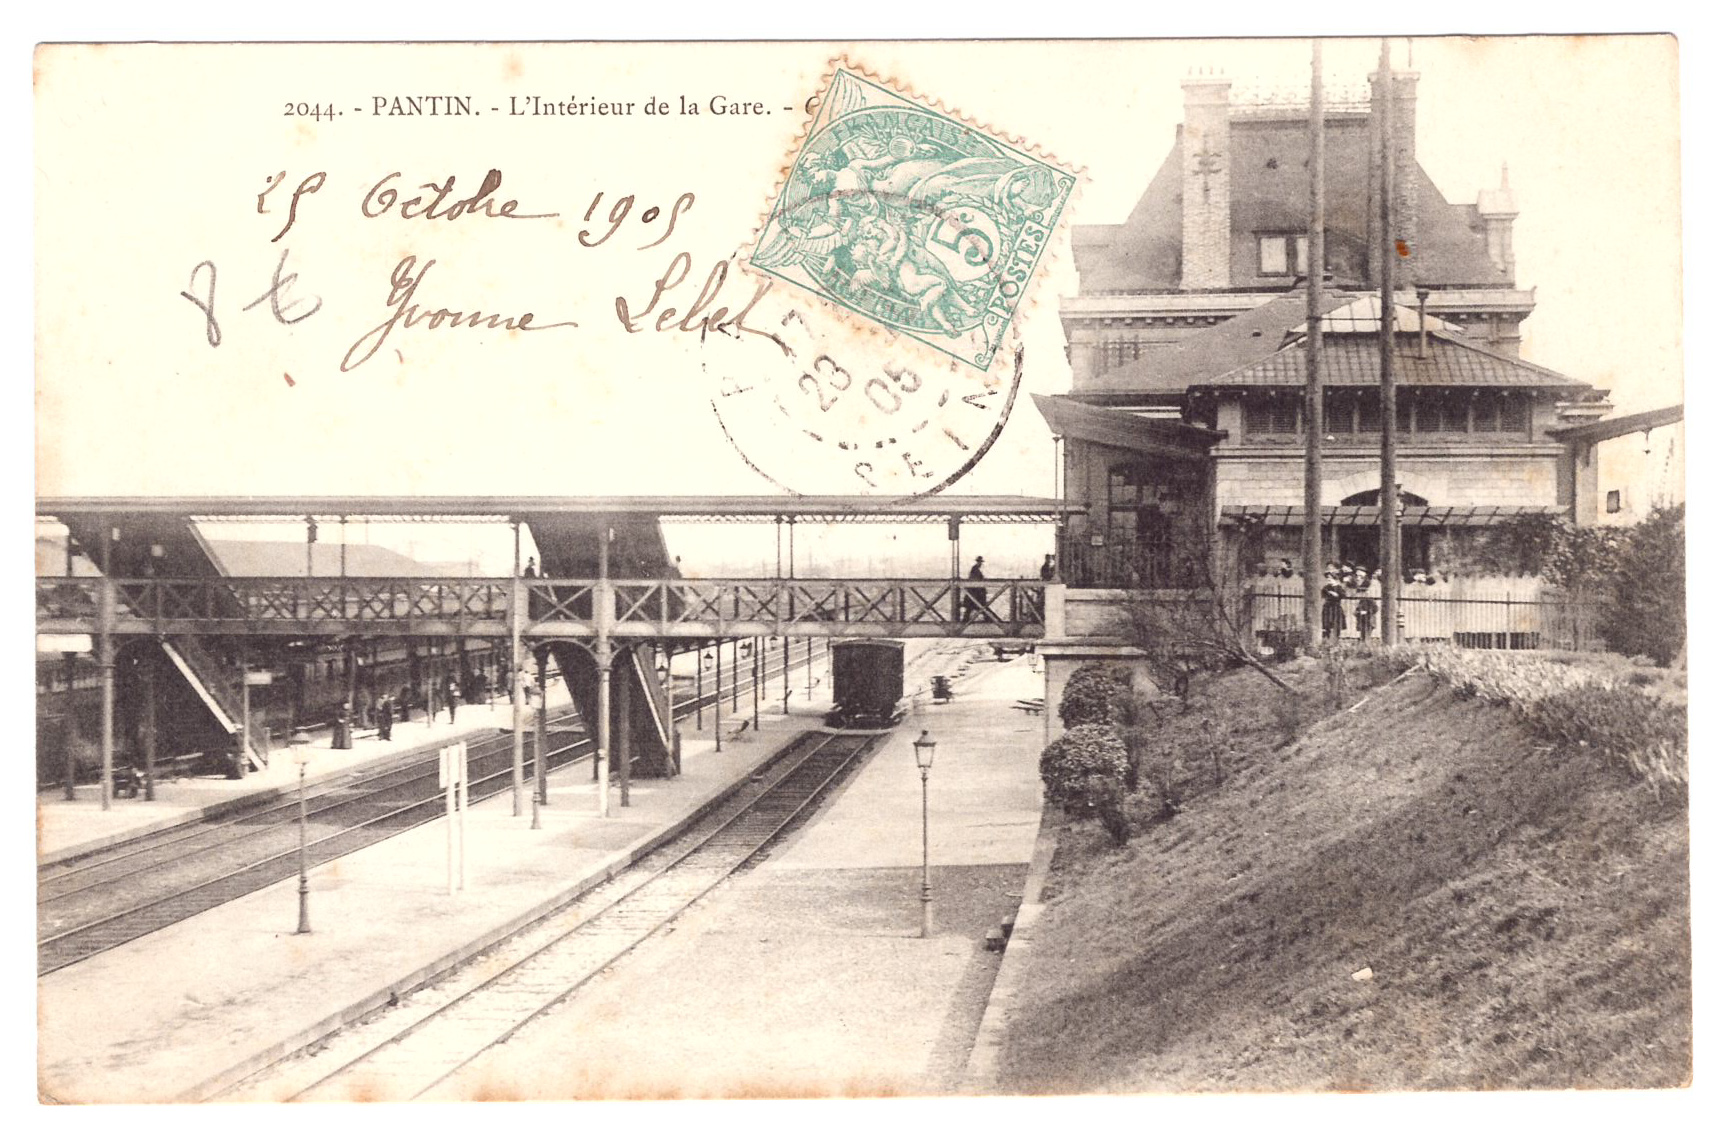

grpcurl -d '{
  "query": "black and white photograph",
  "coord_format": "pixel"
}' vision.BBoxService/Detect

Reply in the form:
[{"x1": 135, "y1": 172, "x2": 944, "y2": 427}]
[{"x1": 27, "y1": 30, "x2": 1692, "y2": 1113}]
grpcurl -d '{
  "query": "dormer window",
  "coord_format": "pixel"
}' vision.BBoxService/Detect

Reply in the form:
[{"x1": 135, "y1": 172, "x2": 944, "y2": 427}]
[{"x1": 1258, "y1": 234, "x2": 1309, "y2": 277}]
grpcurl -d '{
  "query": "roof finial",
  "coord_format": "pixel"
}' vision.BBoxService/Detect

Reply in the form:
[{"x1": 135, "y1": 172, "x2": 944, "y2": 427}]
[{"x1": 1500, "y1": 161, "x2": 1510, "y2": 189}]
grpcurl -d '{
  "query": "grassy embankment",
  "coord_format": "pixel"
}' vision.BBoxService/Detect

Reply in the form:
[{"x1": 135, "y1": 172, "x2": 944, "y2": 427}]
[{"x1": 998, "y1": 649, "x2": 1690, "y2": 1092}]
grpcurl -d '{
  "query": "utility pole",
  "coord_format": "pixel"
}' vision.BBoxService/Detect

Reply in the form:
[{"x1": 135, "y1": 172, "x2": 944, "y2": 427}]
[
  {"x1": 1302, "y1": 38, "x2": 1327, "y2": 650},
  {"x1": 1377, "y1": 38, "x2": 1402, "y2": 644}
]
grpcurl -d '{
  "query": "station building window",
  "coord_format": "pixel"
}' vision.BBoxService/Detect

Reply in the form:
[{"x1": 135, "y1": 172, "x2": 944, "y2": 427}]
[
  {"x1": 1258, "y1": 234, "x2": 1309, "y2": 277},
  {"x1": 1244, "y1": 397, "x2": 1299, "y2": 437}
]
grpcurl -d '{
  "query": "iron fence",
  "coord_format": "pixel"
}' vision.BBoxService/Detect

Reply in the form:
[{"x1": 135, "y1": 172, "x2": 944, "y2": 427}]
[{"x1": 1246, "y1": 584, "x2": 1604, "y2": 652}]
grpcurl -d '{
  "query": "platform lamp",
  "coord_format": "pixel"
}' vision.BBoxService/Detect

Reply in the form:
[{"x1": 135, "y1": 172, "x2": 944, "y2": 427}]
[
  {"x1": 913, "y1": 729, "x2": 937, "y2": 938},
  {"x1": 290, "y1": 728, "x2": 314, "y2": 934}
]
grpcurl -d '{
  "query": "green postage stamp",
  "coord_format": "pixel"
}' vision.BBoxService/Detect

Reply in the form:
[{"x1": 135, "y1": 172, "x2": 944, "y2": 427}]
[{"x1": 751, "y1": 66, "x2": 1078, "y2": 371}]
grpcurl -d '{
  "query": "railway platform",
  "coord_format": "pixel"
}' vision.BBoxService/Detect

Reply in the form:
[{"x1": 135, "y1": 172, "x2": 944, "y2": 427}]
[
  {"x1": 427, "y1": 651, "x2": 1049, "y2": 1099},
  {"x1": 37, "y1": 641, "x2": 1035, "y2": 1102},
  {"x1": 36, "y1": 689, "x2": 573, "y2": 866},
  {"x1": 36, "y1": 655, "x2": 876, "y2": 1104}
]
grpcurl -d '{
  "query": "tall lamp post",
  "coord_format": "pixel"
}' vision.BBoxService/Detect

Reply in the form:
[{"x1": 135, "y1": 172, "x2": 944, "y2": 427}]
[
  {"x1": 914, "y1": 729, "x2": 936, "y2": 938},
  {"x1": 291, "y1": 728, "x2": 314, "y2": 935}
]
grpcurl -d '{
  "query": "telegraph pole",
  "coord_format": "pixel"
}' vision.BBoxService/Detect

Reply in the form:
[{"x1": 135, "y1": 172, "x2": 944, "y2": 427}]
[
  {"x1": 1377, "y1": 38, "x2": 1402, "y2": 643},
  {"x1": 1302, "y1": 39, "x2": 1326, "y2": 649}
]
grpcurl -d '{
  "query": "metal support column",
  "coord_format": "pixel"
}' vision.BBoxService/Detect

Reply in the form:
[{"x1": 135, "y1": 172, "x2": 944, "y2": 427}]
[
  {"x1": 62, "y1": 651, "x2": 78, "y2": 801},
  {"x1": 696, "y1": 645, "x2": 704, "y2": 730},
  {"x1": 510, "y1": 520, "x2": 524, "y2": 816},
  {"x1": 661, "y1": 644, "x2": 677, "y2": 776},
  {"x1": 536, "y1": 645, "x2": 550, "y2": 806},
  {"x1": 142, "y1": 640, "x2": 158, "y2": 801},
  {"x1": 714, "y1": 639, "x2": 723, "y2": 753},
  {"x1": 97, "y1": 578, "x2": 115, "y2": 812},
  {"x1": 752, "y1": 640, "x2": 760, "y2": 731},
  {"x1": 62, "y1": 537, "x2": 78, "y2": 800},
  {"x1": 617, "y1": 652, "x2": 631, "y2": 807},
  {"x1": 782, "y1": 637, "x2": 791, "y2": 713},
  {"x1": 533, "y1": 646, "x2": 547, "y2": 829},
  {"x1": 595, "y1": 644, "x2": 612, "y2": 817},
  {"x1": 240, "y1": 643, "x2": 253, "y2": 773},
  {"x1": 595, "y1": 527, "x2": 613, "y2": 817}
]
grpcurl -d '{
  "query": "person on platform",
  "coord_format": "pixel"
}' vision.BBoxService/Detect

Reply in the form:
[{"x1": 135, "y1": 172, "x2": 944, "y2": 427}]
[
  {"x1": 523, "y1": 556, "x2": 538, "y2": 579},
  {"x1": 1277, "y1": 557, "x2": 1295, "y2": 579},
  {"x1": 1320, "y1": 571, "x2": 1347, "y2": 640},
  {"x1": 964, "y1": 556, "x2": 988, "y2": 621},
  {"x1": 442, "y1": 674, "x2": 460, "y2": 724},
  {"x1": 1353, "y1": 569, "x2": 1377, "y2": 641},
  {"x1": 1040, "y1": 553, "x2": 1057, "y2": 581},
  {"x1": 376, "y1": 693, "x2": 394, "y2": 741}
]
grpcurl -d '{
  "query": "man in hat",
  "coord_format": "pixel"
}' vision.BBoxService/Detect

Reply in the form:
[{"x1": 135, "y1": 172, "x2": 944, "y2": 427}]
[{"x1": 964, "y1": 556, "x2": 988, "y2": 621}]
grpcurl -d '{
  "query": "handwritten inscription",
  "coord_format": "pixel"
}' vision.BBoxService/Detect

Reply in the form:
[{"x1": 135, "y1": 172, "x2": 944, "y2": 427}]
[
  {"x1": 615, "y1": 250, "x2": 771, "y2": 338},
  {"x1": 184, "y1": 166, "x2": 728, "y2": 377},
  {"x1": 179, "y1": 247, "x2": 325, "y2": 349},
  {"x1": 261, "y1": 168, "x2": 558, "y2": 240},
  {"x1": 341, "y1": 255, "x2": 578, "y2": 373},
  {"x1": 363, "y1": 169, "x2": 557, "y2": 223}
]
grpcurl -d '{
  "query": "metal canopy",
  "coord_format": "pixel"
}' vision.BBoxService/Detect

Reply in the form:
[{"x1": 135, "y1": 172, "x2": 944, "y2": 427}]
[
  {"x1": 36, "y1": 495, "x2": 1081, "y2": 525},
  {"x1": 1545, "y1": 404, "x2": 1683, "y2": 445},
  {"x1": 1221, "y1": 503, "x2": 1566, "y2": 528}
]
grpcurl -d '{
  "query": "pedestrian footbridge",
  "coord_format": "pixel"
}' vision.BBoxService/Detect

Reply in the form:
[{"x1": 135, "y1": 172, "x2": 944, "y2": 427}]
[{"x1": 36, "y1": 575, "x2": 1050, "y2": 641}]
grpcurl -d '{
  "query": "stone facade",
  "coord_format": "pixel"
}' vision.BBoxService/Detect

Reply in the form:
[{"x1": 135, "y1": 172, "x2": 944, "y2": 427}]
[{"x1": 1214, "y1": 453, "x2": 1562, "y2": 510}]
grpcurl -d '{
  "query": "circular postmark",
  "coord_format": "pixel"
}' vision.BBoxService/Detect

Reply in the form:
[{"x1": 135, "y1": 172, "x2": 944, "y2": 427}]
[{"x1": 700, "y1": 286, "x2": 1023, "y2": 498}]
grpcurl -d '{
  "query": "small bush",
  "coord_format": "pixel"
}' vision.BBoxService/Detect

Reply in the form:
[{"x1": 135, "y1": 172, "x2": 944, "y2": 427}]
[
  {"x1": 1531, "y1": 685, "x2": 1688, "y2": 791},
  {"x1": 1040, "y1": 724, "x2": 1131, "y2": 843},
  {"x1": 1058, "y1": 663, "x2": 1133, "y2": 728},
  {"x1": 1598, "y1": 505, "x2": 1685, "y2": 666},
  {"x1": 1376, "y1": 643, "x2": 1688, "y2": 795}
]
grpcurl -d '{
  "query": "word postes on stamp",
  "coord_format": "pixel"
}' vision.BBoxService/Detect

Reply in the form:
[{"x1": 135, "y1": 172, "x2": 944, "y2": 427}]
[{"x1": 749, "y1": 66, "x2": 1077, "y2": 372}]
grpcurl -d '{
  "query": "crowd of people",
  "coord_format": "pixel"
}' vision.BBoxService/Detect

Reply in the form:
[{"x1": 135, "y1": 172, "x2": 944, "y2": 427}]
[
  {"x1": 341, "y1": 666, "x2": 505, "y2": 744},
  {"x1": 1257, "y1": 558, "x2": 1455, "y2": 641}
]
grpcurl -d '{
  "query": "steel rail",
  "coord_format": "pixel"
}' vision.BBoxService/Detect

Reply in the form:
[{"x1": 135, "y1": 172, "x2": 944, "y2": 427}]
[
  {"x1": 38, "y1": 710, "x2": 583, "y2": 899},
  {"x1": 255, "y1": 730, "x2": 879, "y2": 1102},
  {"x1": 39, "y1": 642, "x2": 798, "y2": 975}
]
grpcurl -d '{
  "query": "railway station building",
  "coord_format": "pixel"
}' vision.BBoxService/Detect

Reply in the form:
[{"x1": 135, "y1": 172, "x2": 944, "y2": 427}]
[{"x1": 1034, "y1": 67, "x2": 1635, "y2": 596}]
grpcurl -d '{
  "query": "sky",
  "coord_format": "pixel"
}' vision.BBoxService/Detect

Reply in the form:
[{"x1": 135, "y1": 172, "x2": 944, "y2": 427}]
[
  {"x1": 28, "y1": 34, "x2": 1685, "y2": 573},
  {"x1": 32, "y1": 37, "x2": 1682, "y2": 486}
]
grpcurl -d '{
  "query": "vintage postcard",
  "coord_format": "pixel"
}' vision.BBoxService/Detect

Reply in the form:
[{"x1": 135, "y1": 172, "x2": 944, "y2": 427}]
[{"x1": 32, "y1": 37, "x2": 1689, "y2": 1109}]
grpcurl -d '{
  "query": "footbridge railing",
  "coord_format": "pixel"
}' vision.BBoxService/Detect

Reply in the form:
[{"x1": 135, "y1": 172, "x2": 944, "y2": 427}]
[{"x1": 37, "y1": 576, "x2": 1049, "y2": 640}]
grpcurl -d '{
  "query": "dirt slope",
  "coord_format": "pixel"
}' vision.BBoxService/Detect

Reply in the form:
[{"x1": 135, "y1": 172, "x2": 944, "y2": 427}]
[{"x1": 997, "y1": 668, "x2": 1691, "y2": 1092}]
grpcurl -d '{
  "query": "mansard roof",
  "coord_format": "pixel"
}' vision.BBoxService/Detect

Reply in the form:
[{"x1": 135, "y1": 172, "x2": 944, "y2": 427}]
[
  {"x1": 1073, "y1": 115, "x2": 1510, "y2": 293},
  {"x1": 1080, "y1": 291, "x2": 1355, "y2": 397}
]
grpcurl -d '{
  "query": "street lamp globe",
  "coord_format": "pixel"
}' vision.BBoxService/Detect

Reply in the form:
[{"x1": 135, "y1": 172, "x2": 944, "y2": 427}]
[
  {"x1": 913, "y1": 729, "x2": 936, "y2": 770},
  {"x1": 290, "y1": 729, "x2": 314, "y2": 766}
]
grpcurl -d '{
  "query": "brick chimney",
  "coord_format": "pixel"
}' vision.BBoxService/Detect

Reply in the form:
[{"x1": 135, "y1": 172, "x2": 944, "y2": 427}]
[
  {"x1": 1477, "y1": 163, "x2": 1519, "y2": 282},
  {"x1": 1180, "y1": 73, "x2": 1232, "y2": 290},
  {"x1": 1368, "y1": 68, "x2": 1420, "y2": 287}
]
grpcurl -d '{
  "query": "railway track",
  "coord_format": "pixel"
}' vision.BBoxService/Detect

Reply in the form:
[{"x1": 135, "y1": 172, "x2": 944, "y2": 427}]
[
  {"x1": 38, "y1": 640, "x2": 803, "y2": 977},
  {"x1": 227, "y1": 729, "x2": 882, "y2": 1103},
  {"x1": 37, "y1": 713, "x2": 591, "y2": 976}
]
